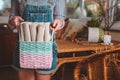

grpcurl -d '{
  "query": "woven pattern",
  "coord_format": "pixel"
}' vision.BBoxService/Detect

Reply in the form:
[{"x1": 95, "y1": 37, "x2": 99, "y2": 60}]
[
  {"x1": 19, "y1": 22, "x2": 54, "y2": 69},
  {"x1": 20, "y1": 54, "x2": 52, "y2": 69},
  {"x1": 19, "y1": 41, "x2": 53, "y2": 69},
  {"x1": 20, "y1": 41, "x2": 52, "y2": 54}
]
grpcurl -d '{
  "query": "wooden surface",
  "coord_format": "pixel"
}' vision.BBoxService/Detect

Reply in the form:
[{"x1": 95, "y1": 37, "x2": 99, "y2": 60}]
[
  {"x1": 55, "y1": 39, "x2": 120, "y2": 80},
  {"x1": 57, "y1": 40, "x2": 120, "y2": 53},
  {"x1": 0, "y1": 30, "x2": 16, "y2": 65}
]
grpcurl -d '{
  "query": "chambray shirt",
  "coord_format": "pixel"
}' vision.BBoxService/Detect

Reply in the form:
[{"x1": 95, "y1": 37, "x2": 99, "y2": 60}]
[{"x1": 9, "y1": 0, "x2": 65, "y2": 28}]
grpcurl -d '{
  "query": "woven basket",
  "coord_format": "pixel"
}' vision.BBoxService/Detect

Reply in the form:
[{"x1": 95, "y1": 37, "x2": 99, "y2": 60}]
[
  {"x1": 19, "y1": 41, "x2": 53, "y2": 69},
  {"x1": 19, "y1": 22, "x2": 54, "y2": 69}
]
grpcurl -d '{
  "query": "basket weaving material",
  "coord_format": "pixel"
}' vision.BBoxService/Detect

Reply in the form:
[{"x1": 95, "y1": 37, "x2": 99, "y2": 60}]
[
  {"x1": 19, "y1": 22, "x2": 53, "y2": 69},
  {"x1": 20, "y1": 41, "x2": 52, "y2": 54}
]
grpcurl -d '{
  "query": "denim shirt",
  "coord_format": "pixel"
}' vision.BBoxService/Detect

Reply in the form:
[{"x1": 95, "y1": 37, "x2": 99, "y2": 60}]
[{"x1": 9, "y1": 0, "x2": 65, "y2": 28}]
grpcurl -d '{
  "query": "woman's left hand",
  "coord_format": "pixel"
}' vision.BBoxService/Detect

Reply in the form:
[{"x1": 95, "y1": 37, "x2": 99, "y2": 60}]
[{"x1": 51, "y1": 19, "x2": 62, "y2": 31}]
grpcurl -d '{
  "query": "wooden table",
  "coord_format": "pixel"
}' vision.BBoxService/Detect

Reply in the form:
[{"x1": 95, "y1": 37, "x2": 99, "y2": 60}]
[
  {"x1": 54, "y1": 40, "x2": 120, "y2": 80},
  {"x1": 57, "y1": 40, "x2": 118, "y2": 53}
]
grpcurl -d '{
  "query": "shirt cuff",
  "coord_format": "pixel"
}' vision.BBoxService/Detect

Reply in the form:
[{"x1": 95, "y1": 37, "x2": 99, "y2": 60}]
[{"x1": 54, "y1": 15, "x2": 65, "y2": 29}]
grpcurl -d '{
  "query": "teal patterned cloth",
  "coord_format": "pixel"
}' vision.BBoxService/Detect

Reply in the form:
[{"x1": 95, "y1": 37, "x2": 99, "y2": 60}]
[
  {"x1": 20, "y1": 41, "x2": 53, "y2": 55},
  {"x1": 23, "y1": 5, "x2": 52, "y2": 22}
]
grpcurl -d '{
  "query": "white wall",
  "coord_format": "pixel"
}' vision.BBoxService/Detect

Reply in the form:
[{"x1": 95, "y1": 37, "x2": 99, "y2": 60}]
[
  {"x1": 111, "y1": 31, "x2": 120, "y2": 41},
  {"x1": 0, "y1": 16, "x2": 9, "y2": 23}
]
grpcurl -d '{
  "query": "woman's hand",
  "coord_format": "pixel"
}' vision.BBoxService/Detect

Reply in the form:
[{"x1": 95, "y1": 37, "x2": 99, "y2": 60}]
[
  {"x1": 9, "y1": 16, "x2": 24, "y2": 28},
  {"x1": 51, "y1": 19, "x2": 63, "y2": 31}
]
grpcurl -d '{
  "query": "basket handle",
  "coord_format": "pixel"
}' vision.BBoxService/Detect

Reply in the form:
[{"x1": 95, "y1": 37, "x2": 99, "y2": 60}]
[{"x1": 50, "y1": 30, "x2": 55, "y2": 41}]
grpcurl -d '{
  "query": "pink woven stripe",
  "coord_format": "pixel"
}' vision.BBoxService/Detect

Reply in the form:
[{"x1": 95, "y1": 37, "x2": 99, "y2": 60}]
[{"x1": 20, "y1": 54, "x2": 53, "y2": 69}]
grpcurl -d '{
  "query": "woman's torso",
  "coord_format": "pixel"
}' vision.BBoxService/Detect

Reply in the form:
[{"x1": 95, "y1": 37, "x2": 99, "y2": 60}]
[{"x1": 18, "y1": 0, "x2": 56, "y2": 19}]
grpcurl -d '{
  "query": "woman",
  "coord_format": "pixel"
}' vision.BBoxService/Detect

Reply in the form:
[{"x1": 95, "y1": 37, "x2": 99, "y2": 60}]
[{"x1": 9, "y1": 0, "x2": 65, "y2": 80}]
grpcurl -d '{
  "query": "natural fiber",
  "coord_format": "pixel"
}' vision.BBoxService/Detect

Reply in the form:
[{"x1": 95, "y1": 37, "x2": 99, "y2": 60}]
[{"x1": 19, "y1": 22, "x2": 53, "y2": 69}]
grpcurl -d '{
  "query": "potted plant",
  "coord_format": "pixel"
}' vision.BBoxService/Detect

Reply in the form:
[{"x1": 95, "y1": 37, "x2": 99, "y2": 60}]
[
  {"x1": 86, "y1": 17, "x2": 101, "y2": 28},
  {"x1": 96, "y1": 0, "x2": 119, "y2": 45},
  {"x1": 86, "y1": 17, "x2": 104, "y2": 43}
]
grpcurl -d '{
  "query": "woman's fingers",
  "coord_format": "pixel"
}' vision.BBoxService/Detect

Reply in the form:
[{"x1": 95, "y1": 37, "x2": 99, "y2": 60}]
[
  {"x1": 10, "y1": 16, "x2": 24, "y2": 28},
  {"x1": 52, "y1": 19, "x2": 62, "y2": 31}
]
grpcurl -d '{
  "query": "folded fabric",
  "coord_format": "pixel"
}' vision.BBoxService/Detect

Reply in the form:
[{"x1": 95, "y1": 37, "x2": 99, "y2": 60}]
[{"x1": 19, "y1": 22, "x2": 53, "y2": 69}]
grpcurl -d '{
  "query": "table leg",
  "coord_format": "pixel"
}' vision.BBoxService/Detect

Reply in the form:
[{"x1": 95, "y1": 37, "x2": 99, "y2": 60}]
[
  {"x1": 103, "y1": 56, "x2": 108, "y2": 80},
  {"x1": 87, "y1": 57, "x2": 104, "y2": 80},
  {"x1": 74, "y1": 62, "x2": 83, "y2": 80},
  {"x1": 103, "y1": 54, "x2": 120, "y2": 80},
  {"x1": 87, "y1": 63, "x2": 92, "y2": 80},
  {"x1": 61, "y1": 64, "x2": 66, "y2": 80}
]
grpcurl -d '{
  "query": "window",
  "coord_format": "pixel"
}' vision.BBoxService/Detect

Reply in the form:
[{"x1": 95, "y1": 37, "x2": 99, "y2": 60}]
[
  {"x1": 0, "y1": 0, "x2": 11, "y2": 23},
  {"x1": 115, "y1": 0, "x2": 120, "y2": 21},
  {"x1": 65, "y1": 0, "x2": 105, "y2": 18},
  {"x1": 0, "y1": 0, "x2": 11, "y2": 16},
  {"x1": 65, "y1": 0, "x2": 80, "y2": 19},
  {"x1": 85, "y1": 1, "x2": 100, "y2": 17}
]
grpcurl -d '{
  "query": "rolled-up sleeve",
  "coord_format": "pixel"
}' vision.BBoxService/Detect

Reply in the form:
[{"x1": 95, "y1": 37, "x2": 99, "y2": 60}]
[{"x1": 54, "y1": 0, "x2": 65, "y2": 28}]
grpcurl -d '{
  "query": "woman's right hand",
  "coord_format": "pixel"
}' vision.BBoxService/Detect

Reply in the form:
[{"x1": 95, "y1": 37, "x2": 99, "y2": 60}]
[{"x1": 9, "y1": 16, "x2": 24, "y2": 28}]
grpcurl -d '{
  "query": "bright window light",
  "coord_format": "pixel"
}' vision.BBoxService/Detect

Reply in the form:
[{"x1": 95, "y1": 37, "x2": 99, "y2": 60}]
[{"x1": 0, "y1": 0, "x2": 4, "y2": 11}]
